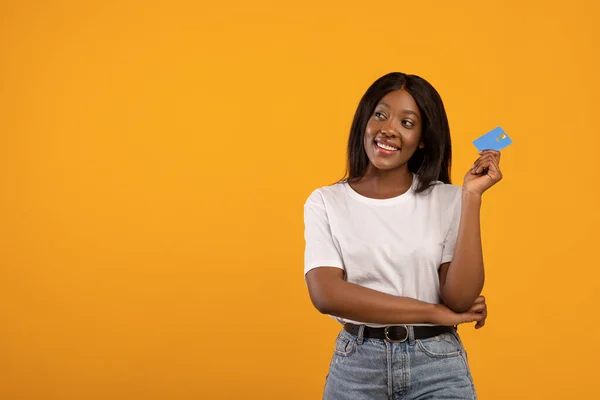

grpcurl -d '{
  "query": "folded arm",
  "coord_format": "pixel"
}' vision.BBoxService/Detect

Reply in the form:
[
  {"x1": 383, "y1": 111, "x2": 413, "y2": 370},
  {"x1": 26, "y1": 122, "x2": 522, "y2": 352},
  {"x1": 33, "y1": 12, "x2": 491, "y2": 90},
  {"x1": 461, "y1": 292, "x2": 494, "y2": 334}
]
[{"x1": 306, "y1": 266, "x2": 484, "y2": 326}]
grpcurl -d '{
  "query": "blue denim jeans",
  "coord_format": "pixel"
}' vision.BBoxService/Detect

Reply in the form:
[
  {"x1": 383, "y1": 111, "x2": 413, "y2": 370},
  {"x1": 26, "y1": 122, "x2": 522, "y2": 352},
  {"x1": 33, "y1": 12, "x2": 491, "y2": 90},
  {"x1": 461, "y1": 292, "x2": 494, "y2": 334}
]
[{"x1": 323, "y1": 326, "x2": 476, "y2": 400}]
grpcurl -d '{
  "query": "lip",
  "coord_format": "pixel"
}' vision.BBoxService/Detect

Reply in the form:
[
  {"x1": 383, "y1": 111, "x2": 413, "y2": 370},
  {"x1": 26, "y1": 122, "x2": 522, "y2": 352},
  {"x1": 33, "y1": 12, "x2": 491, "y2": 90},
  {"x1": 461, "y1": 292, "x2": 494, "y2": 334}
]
[{"x1": 374, "y1": 138, "x2": 401, "y2": 155}]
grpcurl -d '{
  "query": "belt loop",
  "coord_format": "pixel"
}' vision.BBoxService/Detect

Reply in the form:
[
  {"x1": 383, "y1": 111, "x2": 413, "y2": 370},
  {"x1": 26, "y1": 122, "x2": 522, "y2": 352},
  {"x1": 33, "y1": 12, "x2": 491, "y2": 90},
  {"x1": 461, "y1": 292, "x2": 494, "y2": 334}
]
[
  {"x1": 357, "y1": 325, "x2": 365, "y2": 345},
  {"x1": 407, "y1": 325, "x2": 416, "y2": 345}
]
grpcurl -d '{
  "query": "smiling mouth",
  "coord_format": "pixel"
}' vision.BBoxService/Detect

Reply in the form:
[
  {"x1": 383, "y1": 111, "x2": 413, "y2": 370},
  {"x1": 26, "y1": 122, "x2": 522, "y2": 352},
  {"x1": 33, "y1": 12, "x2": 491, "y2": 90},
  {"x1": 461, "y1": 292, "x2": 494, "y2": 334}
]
[{"x1": 375, "y1": 141, "x2": 400, "y2": 151}]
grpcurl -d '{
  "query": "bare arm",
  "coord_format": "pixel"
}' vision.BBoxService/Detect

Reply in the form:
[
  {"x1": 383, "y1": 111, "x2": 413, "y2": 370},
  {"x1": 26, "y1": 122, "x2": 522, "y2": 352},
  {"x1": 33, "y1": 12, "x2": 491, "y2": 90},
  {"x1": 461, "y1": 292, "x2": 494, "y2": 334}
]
[
  {"x1": 440, "y1": 150, "x2": 502, "y2": 312},
  {"x1": 439, "y1": 192, "x2": 484, "y2": 312},
  {"x1": 306, "y1": 267, "x2": 484, "y2": 326}
]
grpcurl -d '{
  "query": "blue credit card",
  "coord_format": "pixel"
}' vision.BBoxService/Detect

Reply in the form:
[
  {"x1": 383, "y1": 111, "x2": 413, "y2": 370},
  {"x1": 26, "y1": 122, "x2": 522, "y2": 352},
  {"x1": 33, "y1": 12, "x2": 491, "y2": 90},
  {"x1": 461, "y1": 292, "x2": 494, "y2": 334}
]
[{"x1": 473, "y1": 126, "x2": 513, "y2": 152}]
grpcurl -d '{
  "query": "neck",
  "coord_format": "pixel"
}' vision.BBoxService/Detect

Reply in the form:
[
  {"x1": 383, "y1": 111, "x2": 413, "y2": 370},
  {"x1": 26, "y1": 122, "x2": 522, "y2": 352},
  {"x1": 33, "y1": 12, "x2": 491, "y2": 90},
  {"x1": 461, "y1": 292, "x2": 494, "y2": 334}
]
[{"x1": 359, "y1": 165, "x2": 414, "y2": 195}]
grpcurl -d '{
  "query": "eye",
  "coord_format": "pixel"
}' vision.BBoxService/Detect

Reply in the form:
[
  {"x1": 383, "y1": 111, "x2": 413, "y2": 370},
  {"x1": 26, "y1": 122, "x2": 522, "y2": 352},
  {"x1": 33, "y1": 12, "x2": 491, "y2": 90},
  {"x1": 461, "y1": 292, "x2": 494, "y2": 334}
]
[
  {"x1": 402, "y1": 120, "x2": 415, "y2": 128},
  {"x1": 374, "y1": 111, "x2": 386, "y2": 120}
]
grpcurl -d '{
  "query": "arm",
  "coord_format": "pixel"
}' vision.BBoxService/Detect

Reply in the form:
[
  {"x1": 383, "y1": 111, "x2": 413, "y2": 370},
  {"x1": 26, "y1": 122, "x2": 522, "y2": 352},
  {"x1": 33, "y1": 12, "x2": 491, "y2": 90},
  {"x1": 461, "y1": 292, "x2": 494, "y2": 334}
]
[
  {"x1": 307, "y1": 266, "x2": 484, "y2": 326},
  {"x1": 439, "y1": 192, "x2": 484, "y2": 312},
  {"x1": 440, "y1": 150, "x2": 502, "y2": 312}
]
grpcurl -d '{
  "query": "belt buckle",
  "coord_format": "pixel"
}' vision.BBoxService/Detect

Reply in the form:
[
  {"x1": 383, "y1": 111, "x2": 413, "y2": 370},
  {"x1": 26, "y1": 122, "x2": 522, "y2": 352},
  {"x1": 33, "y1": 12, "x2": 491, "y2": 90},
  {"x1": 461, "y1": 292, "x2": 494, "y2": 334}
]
[{"x1": 384, "y1": 325, "x2": 408, "y2": 343}]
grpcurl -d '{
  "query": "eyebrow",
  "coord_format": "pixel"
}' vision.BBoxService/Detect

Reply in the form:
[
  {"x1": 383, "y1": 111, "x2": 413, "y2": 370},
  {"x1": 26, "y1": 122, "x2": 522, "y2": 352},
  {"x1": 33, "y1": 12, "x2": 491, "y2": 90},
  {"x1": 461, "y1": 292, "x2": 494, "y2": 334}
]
[{"x1": 378, "y1": 102, "x2": 420, "y2": 120}]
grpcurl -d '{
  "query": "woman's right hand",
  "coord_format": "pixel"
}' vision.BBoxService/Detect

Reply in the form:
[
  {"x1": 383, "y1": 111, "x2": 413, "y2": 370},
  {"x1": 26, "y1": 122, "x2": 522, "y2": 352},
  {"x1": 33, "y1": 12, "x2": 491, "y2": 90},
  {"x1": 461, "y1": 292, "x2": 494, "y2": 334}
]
[{"x1": 433, "y1": 296, "x2": 487, "y2": 328}]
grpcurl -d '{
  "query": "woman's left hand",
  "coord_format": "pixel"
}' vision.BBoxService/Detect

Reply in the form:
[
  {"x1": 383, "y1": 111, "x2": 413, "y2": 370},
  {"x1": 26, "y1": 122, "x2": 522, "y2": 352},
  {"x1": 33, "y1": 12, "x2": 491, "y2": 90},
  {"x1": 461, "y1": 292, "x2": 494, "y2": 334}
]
[
  {"x1": 468, "y1": 296, "x2": 488, "y2": 329},
  {"x1": 463, "y1": 150, "x2": 503, "y2": 196}
]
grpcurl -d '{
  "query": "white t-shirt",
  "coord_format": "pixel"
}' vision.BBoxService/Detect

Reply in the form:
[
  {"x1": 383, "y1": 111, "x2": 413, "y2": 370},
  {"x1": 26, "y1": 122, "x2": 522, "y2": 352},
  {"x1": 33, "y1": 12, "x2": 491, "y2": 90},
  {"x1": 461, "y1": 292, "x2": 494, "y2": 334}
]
[{"x1": 303, "y1": 174, "x2": 462, "y2": 327}]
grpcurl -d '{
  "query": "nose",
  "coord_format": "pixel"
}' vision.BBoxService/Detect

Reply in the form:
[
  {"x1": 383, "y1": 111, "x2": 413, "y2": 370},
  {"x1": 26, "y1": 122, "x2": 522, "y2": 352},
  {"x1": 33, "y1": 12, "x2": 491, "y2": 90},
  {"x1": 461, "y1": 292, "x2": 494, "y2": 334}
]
[{"x1": 380, "y1": 120, "x2": 398, "y2": 137}]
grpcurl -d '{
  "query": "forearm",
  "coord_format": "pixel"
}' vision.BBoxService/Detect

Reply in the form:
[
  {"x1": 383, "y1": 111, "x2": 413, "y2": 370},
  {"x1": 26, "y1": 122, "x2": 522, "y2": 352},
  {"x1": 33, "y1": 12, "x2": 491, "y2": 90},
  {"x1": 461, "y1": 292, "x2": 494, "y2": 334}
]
[
  {"x1": 312, "y1": 278, "x2": 439, "y2": 325},
  {"x1": 441, "y1": 191, "x2": 485, "y2": 312}
]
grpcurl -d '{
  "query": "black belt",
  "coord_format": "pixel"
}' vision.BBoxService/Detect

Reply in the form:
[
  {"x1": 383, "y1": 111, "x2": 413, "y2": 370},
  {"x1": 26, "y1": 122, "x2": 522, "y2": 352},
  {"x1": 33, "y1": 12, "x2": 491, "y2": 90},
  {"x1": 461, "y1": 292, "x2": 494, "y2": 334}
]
[{"x1": 344, "y1": 323, "x2": 455, "y2": 343}]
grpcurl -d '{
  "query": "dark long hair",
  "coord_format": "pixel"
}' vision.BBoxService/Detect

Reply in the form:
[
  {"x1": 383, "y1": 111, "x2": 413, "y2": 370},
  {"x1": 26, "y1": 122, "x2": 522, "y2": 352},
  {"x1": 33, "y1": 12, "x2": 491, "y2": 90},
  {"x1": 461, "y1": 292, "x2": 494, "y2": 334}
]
[{"x1": 343, "y1": 72, "x2": 452, "y2": 194}]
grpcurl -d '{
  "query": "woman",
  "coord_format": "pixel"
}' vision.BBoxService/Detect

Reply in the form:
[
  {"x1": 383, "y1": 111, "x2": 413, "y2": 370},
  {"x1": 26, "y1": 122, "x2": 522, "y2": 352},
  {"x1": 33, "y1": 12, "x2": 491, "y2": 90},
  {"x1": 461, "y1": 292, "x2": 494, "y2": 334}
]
[{"x1": 303, "y1": 72, "x2": 502, "y2": 399}]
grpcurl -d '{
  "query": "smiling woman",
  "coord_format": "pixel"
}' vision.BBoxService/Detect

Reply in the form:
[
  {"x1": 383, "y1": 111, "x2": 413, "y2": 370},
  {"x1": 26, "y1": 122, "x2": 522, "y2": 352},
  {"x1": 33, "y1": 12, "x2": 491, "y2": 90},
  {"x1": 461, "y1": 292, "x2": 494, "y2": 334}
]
[
  {"x1": 303, "y1": 72, "x2": 503, "y2": 399},
  {"x1": 344, "y1": 73, "x2": 453, "y2": 199},
  {"x1": 365, "y1": 91, "x2": 424, "y2": 168}
]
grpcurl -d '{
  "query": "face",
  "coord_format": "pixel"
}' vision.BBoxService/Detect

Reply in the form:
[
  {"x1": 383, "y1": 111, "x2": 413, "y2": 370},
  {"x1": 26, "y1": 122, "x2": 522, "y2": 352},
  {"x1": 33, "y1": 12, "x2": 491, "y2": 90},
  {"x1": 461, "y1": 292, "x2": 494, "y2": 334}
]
[{"x1": 363, "y1": 89, "x2": 424, "y2": 172}]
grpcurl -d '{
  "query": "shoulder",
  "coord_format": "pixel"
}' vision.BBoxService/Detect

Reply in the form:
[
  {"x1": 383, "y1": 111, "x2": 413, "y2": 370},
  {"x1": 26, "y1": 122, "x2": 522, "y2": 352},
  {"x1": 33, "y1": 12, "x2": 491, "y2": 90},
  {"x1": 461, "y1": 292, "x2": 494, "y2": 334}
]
[
  {"x1": 422, "y1": 181, "x2": 462, "y2": 206},
  {"x1": 429, "y1": 181, "x2": 462, "y2": 198},
  {"x1": 304, "y1": 182, "x2": 347, "y2": 208}
]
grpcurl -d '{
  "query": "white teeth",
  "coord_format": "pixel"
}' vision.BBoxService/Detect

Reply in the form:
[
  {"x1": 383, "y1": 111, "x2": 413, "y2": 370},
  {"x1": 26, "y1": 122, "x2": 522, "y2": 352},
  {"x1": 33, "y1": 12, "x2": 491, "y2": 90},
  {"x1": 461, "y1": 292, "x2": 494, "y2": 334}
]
[{"x1": 376, "y1": 141, "x2": 399, "y2": 151}]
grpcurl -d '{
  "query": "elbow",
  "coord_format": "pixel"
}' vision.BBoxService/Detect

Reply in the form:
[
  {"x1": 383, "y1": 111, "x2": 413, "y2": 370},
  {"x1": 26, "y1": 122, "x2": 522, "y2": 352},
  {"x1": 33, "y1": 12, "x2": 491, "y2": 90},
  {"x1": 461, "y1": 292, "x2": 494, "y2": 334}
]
[
  {"x1": 443, "y1": 299, "x2": 473, "y2": 313},
  {"x1": 440, "y1": 278, "x2": 485, "y2": 313},
  {"x1": 308, "y1": 282, "x2": 340, "y2": 315},
  {"x1": 310, "y1": 292, "x2": 334, "y2": 315},
  {"x1": 305, "y1": 267, "x2": 344, "y2": 315},
  {"x1": 440, "y1": 291, "x2": 477, "y2": 313}
]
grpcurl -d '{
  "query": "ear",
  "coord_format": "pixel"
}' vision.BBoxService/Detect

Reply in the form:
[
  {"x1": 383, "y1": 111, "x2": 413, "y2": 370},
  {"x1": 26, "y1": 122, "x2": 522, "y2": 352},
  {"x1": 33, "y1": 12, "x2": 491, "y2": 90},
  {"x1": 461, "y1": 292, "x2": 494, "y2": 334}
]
[{"x1": 418, "y1": 141, "x2": 425, "y2": 149}]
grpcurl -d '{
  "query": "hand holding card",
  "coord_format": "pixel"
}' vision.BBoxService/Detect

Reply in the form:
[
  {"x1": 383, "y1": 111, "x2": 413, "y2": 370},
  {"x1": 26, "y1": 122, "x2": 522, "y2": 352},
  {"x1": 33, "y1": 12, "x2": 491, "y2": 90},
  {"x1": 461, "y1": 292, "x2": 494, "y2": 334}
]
[{"x1": 463, "y1": 127, "x2": 510, "y2": 195}]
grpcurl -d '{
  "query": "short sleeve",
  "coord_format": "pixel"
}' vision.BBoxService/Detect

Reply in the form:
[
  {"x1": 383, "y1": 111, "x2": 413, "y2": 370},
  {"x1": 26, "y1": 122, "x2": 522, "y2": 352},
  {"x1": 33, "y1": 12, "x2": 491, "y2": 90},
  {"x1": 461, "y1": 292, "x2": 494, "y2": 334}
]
[
  {"x1": 303, "y1": 190, "x2": 345, "y2": 276},
  {"x1": 441, "y1": 190, "x2": 462, "y2": 264}
]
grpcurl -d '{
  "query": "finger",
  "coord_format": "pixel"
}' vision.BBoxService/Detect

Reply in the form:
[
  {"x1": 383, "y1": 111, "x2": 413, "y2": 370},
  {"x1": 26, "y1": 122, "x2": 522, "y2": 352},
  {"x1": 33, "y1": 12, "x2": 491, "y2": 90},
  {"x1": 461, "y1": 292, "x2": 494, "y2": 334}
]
[
  {"x1": 484, "y1": 157, "x2": 502, "y2": 179},
  {"x1": 469, "y1": 298, "x2": 486, "y2": 310},
  {"x1": 472, "y1": 154, "x2": 497, "y2": 171},
  {"x1": 469, "y1": 303, "x2": 486, "y2": 313},
  {"x1": 478, "y1": 150, "x2": 501, "y2": 164},
  {"x1": 473, "y1": 157, "x2": 495, "y2": 175},
  {"x1": 475, "y1": 156, "x2": 502, "y2": 176},
  {"x1": 483, "y1": 151, "x2": 501, "y2": 167},
  {"x1": 475, "y1": 318, "x2": 486, "y2": 329},
  {"x1": 476, "y1": 305, "x2": 488, "y2": 329},
  {"x1": 471, "y1": 155, "x2": 492, "y2": 174},
  {"x1": 462, "y1": 312, "x2": 485, "y2": 324}
]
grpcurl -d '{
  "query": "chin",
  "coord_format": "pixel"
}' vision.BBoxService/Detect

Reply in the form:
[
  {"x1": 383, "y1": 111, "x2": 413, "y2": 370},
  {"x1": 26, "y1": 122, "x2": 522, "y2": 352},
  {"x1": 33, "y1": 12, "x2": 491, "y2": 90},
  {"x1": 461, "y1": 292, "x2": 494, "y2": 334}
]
[
  {"x1": 369, "y1": 159, "x2": 403, "y2": 171},
  {"x1": 372, "y1": 163, "x2": 396, "y2": 170}
]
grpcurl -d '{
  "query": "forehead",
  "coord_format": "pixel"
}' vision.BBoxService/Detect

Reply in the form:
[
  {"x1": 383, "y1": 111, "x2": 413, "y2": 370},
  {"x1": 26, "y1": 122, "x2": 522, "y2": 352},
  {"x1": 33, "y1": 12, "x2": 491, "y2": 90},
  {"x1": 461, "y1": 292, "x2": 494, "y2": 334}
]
[{"x1": 377, "y1": 89, "x2": 420, "y2": 115}]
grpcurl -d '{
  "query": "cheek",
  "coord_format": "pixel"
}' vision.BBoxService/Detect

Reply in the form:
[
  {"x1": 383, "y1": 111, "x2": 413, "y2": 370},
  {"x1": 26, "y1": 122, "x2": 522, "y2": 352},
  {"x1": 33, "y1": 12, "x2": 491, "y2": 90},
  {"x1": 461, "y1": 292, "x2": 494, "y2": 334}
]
[
  {"x1": 363, "y1": 130, "x2": 374, "y2": 145},
  {"x1": 405, "y1": 130, "x2": 422, "y2": 146},
  {"x1": 364, "y1": 124, "x2": 378, "y2": 140}
]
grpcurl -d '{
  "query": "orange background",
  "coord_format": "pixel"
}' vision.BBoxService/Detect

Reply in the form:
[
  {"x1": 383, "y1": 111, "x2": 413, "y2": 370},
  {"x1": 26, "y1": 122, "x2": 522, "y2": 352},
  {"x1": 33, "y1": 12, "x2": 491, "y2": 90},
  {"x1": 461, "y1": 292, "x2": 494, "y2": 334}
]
[{"x1": 1, "y1": 1, "x2": 599, "y2": 399}]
